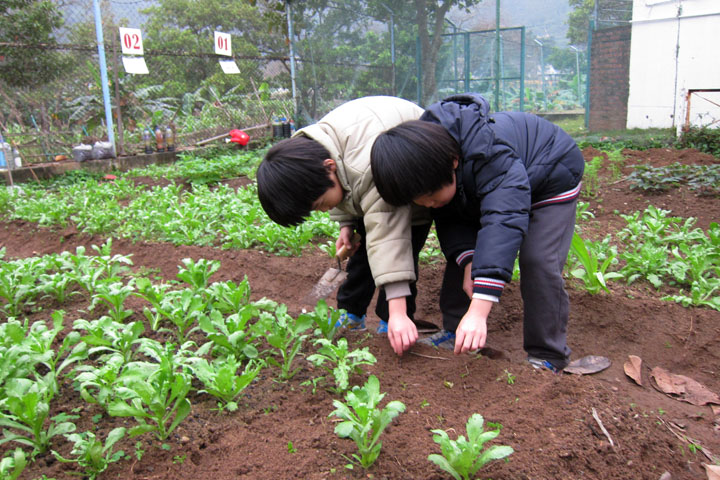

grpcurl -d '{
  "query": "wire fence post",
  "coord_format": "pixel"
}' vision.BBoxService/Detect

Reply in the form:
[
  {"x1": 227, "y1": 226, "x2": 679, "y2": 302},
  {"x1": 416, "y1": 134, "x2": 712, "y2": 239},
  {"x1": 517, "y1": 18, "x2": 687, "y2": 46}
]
[
  {"x1": 92, "y1": 0, "x2": 116, "y2": 158},
  {"x1": 585, "y1": 20, "x2": 594, "y2": 129},
  {"x1": 286, "y1": 0, "x2": 298, "y2": 123}
]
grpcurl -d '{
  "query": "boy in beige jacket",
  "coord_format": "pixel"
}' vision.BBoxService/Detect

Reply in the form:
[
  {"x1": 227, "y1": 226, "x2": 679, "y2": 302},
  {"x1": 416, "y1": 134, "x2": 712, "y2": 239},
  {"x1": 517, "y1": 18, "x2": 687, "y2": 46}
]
[{"x1": 257, "y1": 96, "x2": 430, "y2": 356}]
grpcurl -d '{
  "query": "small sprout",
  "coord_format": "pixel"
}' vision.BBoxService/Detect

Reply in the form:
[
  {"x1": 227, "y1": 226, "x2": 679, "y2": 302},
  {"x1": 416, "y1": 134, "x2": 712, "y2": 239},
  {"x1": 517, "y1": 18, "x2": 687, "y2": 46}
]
[
  {"x1": 287, "y1": 441, "x2": 296, "y2": 453},
  {"x1": 444, "y1": 381, "x2": 454, "y2": 389},
  {"x1": 420, "y1": 399, "x2": 430, "y2": 409}
]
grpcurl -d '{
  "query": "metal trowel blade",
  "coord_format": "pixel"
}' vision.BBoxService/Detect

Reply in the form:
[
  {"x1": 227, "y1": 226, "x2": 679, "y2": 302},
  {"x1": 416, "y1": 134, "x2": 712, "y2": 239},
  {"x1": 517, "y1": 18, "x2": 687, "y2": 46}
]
[{"x1": 303, "y1": 268, "x2": 348, "y2": 305}]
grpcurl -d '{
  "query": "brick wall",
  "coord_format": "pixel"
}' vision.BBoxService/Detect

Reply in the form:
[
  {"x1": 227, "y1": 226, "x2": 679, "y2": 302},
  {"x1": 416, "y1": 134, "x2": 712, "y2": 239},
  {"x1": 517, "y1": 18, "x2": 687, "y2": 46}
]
[{"x1": 589, "y1": 25, "x2": 632, "y2": 132}]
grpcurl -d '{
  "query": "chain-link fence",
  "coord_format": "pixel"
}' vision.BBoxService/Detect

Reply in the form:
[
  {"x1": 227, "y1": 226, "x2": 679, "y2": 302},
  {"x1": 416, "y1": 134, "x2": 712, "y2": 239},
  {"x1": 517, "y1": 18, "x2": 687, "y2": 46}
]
[
  {"x1": 2, "y1": 1, "x2": 603, "y2": 167},
  {"x1": 1, "y1": 0, "x2": 293, "y2": 165}
]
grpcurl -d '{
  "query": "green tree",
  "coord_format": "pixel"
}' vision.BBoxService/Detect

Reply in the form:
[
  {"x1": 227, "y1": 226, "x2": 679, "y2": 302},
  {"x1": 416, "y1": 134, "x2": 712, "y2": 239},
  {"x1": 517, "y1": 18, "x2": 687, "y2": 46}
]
[
  {"x1": 567, "y1": 0, "x2": 594, "y2": 46},
  {"x1": 0, "y1": 0, "x2": 71, "y2": 87},
  {"x1": 567, "y1": 0, "x2": 632, "y2": 45},
  {"x1": 139, "y1": 0, "x2": 283, "y2": 97}
]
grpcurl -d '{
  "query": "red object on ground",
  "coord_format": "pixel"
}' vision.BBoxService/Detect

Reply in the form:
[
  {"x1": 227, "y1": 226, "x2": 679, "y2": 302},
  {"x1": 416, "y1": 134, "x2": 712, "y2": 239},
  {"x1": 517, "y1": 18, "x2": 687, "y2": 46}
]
[
  {"x1": 229, "y1": 129, "x2": 250, "y2": 146},
  {"x1": 103, "y1": 174, "x2": 117, "y2": 181}
]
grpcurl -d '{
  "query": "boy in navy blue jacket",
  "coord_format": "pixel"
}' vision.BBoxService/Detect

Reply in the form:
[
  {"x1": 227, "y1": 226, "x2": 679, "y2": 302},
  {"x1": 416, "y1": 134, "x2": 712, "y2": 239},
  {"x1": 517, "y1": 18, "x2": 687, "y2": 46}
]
[{"x1": 371, "y1": 94, "x2": 584, "y2": 371}]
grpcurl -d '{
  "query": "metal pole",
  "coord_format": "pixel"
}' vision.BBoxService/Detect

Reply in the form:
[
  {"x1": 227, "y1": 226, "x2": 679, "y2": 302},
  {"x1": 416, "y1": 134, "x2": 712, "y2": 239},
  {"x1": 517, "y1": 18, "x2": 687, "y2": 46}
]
[
  {"x1": 390, "y1": 12, "x2": 396, "y2": 96},
  {"x1": 416, "y1": 35, "x2": 422, "y2": 105},
  {"x1": 380, "y1": 3, "x2": 396, "y2": 96},
  {"x1": 445, "y1": 19, "x2": 460, "y2": 94},
  {"x1": 534, "y1": 38, "x2": 546, "y2": 111},
  {"x1": 92, "y1": 0, "x2": 116, "y2": 157},
  {"x1": 111, "y1": 32, "x2": 125, "y2": 156},
  {"x1": 585, "y1": 20, "x2": 594, "y2": 129},
  {"x1": 570, "y1": 45, "x2": 581, "y2": 105},
  {"x1": 494, "y1": 0, "x2": 501, "y2": 111},
  {"x1": 520, "y1": 26, "x2": 525, "y2": 112},
  {"x1": 286, "y1": 1, "x2": 298, "y2": 117}
]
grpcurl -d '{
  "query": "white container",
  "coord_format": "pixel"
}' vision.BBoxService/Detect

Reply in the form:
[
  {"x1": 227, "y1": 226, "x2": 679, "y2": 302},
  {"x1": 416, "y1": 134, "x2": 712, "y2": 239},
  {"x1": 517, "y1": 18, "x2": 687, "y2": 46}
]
[
  {"x1": 72, "y1": 144, "x2": 93, "y2": 162},
  {"x1": 91, "y1": 141, "x2": 113, "y2": 160},
  {"x1": 12, "y1": 147, "x2": 21, "y2": 168}
]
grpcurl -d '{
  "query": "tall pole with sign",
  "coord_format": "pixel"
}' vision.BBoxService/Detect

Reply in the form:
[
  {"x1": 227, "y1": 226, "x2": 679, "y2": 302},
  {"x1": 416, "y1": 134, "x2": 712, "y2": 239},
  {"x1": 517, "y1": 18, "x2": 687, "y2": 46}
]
[{"x1": 92, "y1": 0, "x2": 116, "y2": 158}]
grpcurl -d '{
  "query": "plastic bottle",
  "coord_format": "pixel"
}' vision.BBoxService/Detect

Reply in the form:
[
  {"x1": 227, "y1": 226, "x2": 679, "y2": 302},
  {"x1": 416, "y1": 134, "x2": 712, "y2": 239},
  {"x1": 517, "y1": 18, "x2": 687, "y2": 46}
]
[
  {"x1": 143, "y1": 128, "x2": 153, "y2": 154},
  {"x1": 281, "y1": 117, "x2": 291, "y2": 138},
  {"x1": 272, "y1": 116, "x2": 283, "y2": 139},
  {"x1": 154, "y1": 125, "x2": 165, "y2": 152},
  {"x1": 165, "y1": 125, "x2": 175, "y2": 152},
  {"x1": 289, "y1": 119, "x2": 296, "y2": 136},
  {"x1": 0, "y1": 136, "x2": 7, "y2": 169},
  {"x1": 12, "y1": 147, "x2": 22, "y2": 168}
]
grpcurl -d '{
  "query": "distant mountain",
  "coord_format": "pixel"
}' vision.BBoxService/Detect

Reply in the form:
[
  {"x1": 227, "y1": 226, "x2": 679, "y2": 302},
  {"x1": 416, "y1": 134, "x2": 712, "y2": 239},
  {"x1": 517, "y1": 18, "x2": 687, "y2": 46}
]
[{"x1": 449, "y1": 0, "x2": 573, "y2": 46}]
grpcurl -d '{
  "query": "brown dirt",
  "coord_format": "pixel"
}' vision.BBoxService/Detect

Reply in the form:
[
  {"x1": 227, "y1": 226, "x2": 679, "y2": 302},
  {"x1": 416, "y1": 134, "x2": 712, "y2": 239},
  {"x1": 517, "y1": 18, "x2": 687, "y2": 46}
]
[{"x1": 0, "y1": 147, "x2": 718, "y2": 480}]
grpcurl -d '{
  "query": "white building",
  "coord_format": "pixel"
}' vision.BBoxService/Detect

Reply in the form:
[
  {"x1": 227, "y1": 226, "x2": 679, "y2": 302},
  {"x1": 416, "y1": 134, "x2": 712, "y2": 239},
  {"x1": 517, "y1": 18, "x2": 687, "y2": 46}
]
[{"x1": 626, "y1": 0, "x2": 720, "y2": 134}]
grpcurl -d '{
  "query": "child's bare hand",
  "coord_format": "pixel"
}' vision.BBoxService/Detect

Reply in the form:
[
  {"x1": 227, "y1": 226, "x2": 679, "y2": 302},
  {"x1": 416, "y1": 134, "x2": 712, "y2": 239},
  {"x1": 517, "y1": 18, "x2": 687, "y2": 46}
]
[
  {"x1": 454, "y1": 298, "x2": 492, "y2": 354},
  {"x1": 388, "y1": 315, "x2": 418, "y2": 356},
  {"x1": 336, "y1": 226, "x2": 360, "y2": 258}
]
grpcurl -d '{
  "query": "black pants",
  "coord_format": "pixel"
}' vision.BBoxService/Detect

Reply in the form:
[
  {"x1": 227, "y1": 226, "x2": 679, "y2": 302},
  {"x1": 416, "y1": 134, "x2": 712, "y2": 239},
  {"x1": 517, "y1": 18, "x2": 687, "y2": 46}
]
[{"x1": 336, "y1": 222, "x2": 432, "y2": 321}]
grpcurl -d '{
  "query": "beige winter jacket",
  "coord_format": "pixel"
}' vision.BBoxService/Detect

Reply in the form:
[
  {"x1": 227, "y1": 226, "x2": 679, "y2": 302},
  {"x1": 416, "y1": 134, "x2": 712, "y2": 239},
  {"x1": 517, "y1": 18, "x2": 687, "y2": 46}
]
[{"x1": 296, "y1": 96, "x2": 428, "y2": 297}]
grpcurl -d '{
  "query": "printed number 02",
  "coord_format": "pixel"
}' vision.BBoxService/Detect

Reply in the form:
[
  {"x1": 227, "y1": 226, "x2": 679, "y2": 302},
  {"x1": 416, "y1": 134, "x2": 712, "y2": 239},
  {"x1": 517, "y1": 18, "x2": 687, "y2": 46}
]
[{"x1": 123, "y1": 33, "x2": 141, "y2": 50}]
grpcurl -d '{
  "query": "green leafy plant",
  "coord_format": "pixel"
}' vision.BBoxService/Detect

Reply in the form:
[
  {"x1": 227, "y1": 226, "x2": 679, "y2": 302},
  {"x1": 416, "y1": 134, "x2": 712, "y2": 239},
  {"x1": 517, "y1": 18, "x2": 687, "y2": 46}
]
[
  {"x1": 108, "y1": 342, "x2": 193, "y2": 441},
  {"x1": 299, "y1": 299, "x2": 341, "y2": 340},
  {"x1": 176, "y1": 257, "x2": 221, "y2": 291},
  {"x1": 197, "y1": 308, "x2": 260, "y2": 361},
  {"x1": 73, "y1": 316, "x2": 145, "y2": 364},
  {"x1": 581, "y1": 156, "x2": 603, "y2": 198},
  {"x1": 252, "y1": 303, "x2": 313, "y2": 381},
  {"x1": 329, "y1": 375, "x2": 406, "y2": 469},
  {"x1": 307, "y1": 337, "x2": 376, "y2": 393},
  {"x1": 73, "y1": 353, "x2": 126, "y2": 411},
  {"x1": 428, "y1": 413, "x2": 514, "y2": 480},
  {"x1": 188, "y1": 356, "x2": 264, "y2": 412},
  {"x1": 0, "y1": 378, "x2": 78, "y2": 455},
  {"x1": 567, "y1": 233, "x2": 623, "y2": 294},
  {"x1": 52, "y1": 428, "x2": 126, "y2": 480},
  {"x1": 91, "y1": 281, "x2": 135, "y2": 322},
  {"x1": 0, "y1": 448, "x2": 26, "y2": 480}
]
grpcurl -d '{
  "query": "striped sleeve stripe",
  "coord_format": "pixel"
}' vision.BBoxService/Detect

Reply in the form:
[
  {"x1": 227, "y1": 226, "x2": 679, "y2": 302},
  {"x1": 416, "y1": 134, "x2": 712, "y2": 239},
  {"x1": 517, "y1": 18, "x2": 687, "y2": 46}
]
[
  {"x1": 456, "y1": 250, "x2": 474, "y2": 266},
  {"x1": 473, "y1": 278, "x2": 505, "y2": 291},
  {"x1": 531, "y1": 182, "x2": 582, "y2": 208},
  {"x1": 472, "y1": 277, "x2": 505, "y2": 298}
]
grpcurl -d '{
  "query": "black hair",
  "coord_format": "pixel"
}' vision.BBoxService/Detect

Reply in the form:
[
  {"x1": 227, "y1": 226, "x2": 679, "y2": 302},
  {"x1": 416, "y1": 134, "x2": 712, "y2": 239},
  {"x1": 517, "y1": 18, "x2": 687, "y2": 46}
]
[
  {"x1": 370, "y1": 120, "x2": 460, "y2": 206},
  {"x1": 256, "y1": 136, "x2": 335, "y2": 226}
]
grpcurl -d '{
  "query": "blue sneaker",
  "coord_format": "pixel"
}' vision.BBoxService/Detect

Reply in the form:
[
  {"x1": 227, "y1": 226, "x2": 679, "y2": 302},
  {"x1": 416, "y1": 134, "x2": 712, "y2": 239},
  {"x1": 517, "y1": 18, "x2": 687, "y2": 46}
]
[
  {"x1": 528, "y1": 356, "x2": 563, "y2": 373},
  {"x1": 376, "y1": 320, "x2": 388, "y2": 334},
  {"x1": 417, "y1": 329, "x2": 456, "y2": 350},
  {"x1": 336, "y1": 312, "x2": 366, "y2": 331}
]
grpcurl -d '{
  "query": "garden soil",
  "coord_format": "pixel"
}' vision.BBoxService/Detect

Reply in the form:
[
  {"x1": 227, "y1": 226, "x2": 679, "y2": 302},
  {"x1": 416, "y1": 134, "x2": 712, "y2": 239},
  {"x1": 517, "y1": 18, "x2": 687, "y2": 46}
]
[{"x1": 0, "y1": 147, "x2": 718, "y2": 480}]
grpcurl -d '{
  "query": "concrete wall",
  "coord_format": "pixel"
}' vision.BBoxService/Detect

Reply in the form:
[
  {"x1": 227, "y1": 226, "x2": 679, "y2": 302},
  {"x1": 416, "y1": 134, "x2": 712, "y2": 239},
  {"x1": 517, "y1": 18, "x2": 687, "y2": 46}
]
[
  {"x1": 627, "y1": 0, "x2": 720, "y2": 134},
  {"x1": 588, "y1": 25, "x2": 632, "y2": 132}
]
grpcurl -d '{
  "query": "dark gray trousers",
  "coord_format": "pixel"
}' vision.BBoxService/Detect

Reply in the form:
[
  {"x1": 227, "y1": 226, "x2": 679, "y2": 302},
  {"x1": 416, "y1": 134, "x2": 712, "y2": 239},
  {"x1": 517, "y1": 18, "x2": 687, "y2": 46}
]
[{"x1": 439, "y1": 199, "x2": 577, "y2": 369}]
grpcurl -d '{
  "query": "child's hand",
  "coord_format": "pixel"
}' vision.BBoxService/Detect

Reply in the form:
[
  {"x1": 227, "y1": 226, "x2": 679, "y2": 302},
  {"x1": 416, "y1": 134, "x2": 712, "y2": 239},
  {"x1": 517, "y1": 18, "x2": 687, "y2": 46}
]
[
  {"x1": 388, "y1": 315, "x2": 418, "y2": 356},
  {"x1": 387, "y1": 297, "x2": 417, "y2": 355},
  {"x1": 336, "y1": 226, "x2": 361, "y2": 259},
  {"x1": 454, "y1": 298, "x2": 492, "y2": 354}
]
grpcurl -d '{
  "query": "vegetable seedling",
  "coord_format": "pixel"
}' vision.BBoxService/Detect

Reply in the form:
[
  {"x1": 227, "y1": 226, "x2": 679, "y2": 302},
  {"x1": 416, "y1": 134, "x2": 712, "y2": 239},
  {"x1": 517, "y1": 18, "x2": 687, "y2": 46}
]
[{"x1": 428, "y1": 413, "x2": 513, "y2": 480}]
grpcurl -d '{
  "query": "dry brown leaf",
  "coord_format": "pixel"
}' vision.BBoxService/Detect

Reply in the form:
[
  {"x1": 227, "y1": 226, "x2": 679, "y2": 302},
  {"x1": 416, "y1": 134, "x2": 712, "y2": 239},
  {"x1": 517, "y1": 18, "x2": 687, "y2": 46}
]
[
  {"x1": 703, "y1": 463, "x2": 720, "y2": 480},
  {"x1": 650, "y1": 367, "x2": 720, "y2": 406},
  {"x1": 624, "y1": 355, "x2": 643, "y2": 385}
]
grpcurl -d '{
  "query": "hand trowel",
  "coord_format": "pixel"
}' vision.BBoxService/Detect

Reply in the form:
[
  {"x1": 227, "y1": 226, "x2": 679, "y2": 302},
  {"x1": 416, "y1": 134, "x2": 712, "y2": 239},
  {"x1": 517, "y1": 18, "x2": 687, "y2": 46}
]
[{"x1": 303, "y1": 233, "x2": 360, "y2": 305}]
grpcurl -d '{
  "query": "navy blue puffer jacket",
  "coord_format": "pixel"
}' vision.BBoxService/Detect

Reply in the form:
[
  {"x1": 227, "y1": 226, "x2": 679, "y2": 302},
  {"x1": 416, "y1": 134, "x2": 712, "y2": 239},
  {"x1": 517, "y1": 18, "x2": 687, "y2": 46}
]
[{"x1": 422, "y1": 94, "x2": 584, "y2": 297}]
